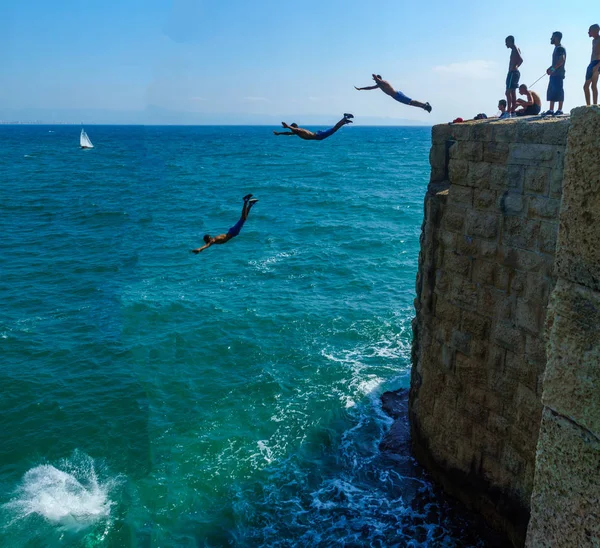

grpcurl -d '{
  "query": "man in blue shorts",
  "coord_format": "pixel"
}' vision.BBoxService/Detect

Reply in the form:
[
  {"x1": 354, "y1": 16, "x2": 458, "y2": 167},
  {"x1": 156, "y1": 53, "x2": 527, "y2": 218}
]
[
  {"x1": 505, "y1": 36, "x2": 523, "y2": 116},
  {"x1": 543, "y1": 31, "x2": 566, "y2": 116},
  {"x1": 192, "y1": 194, "x2": 258, "y2": 254},
  {"x1": 274, "y1": 113, "x2": 353, "y2": 140},
  {"x1": 584, "y1": 24, "x2": 600, "y2": 106},
  {"x1": 354, "y1": 74, "x2": 432, "y2": 113}
]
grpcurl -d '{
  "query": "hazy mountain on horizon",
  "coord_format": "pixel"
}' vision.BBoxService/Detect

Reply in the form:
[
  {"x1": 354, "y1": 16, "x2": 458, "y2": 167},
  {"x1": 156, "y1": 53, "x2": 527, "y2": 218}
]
[{"x1": 0, "y1": 106, "x2": 429, "y2": 126}]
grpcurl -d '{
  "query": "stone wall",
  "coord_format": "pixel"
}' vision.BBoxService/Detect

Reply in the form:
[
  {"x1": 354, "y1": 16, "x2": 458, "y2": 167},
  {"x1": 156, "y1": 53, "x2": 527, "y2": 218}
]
[
  {"x1": 526, "y1": 107, "x2": 600, "y2": 547},
  {"x1": 409, "y1": 116, "x2": 569, "y2": 547}
]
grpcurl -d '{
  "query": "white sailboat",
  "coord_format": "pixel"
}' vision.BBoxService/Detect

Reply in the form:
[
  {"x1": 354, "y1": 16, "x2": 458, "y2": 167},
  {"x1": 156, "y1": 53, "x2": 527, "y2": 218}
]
[{"x1": 80, "y1": 128, "x2": 94, "y2": 149}]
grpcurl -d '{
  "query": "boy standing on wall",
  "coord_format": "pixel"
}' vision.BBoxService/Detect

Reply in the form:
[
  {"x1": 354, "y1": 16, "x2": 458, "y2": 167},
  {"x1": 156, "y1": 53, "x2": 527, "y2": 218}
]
[
  {"x1": 544, "y1": 31, "x2": 566, "y2": 116},
  {"x1": 584, "y1": 24, "x2": 600, "y2": 106},
  {"x1": 505, "y1": 36, "x2": 523, "y2": 116}
]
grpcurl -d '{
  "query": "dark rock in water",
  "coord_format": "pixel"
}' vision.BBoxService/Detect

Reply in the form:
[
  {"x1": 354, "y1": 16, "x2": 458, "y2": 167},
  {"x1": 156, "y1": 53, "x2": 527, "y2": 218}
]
[{"x1": 379, "y1": 388, "x2": 412, "y2": 454}]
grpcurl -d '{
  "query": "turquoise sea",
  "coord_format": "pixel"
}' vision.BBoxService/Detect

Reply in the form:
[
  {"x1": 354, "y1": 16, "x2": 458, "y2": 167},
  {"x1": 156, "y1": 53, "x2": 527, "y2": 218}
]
[{"x1": 0, "y1": 125, "x2": 492, "y2": 547}]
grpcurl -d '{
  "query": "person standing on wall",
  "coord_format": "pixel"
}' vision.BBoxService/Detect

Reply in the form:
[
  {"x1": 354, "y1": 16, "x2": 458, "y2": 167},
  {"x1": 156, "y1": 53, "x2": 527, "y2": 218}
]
[
  {"x1": 543, "y1": 31, "x2": 566, "y2": 116},
  {"x1": 505, "y1": 36, "x2": 523, "y2": 116},
  {"x1": 584, "y1": 24, "x2": 600, "y2": 106}
]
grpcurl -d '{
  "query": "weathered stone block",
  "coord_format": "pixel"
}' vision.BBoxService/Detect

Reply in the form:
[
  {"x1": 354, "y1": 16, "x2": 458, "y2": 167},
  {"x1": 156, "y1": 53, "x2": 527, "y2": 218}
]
[
  {"x1": 451, "y1": 330, "x2": 472, "y2": 354},
  {"x1": 443, "y1": 249, "x2": 471, "y2": 276},
  {"x1": 471, "y1": 122, "x2": 493, "y2": 142},
  {"x1": 493, "y1": 321, "x2": 525, "y2": 354},
  {"x1": 474, "y1": 189, "x2": 497, "y2": 211},
  {"x1": 435, "y1": 297, "x2": 462, "y2": 324},
  {"x1": 439, "y1": 230, "x2": 457, "y2": 251},
  {"x1": 492, "y1": 123, "x2": 518, "y2": 143},
  {"x1": 502, "y1": 216, "x2": 540, "y2": 250},
  {"x1": 456, "y1": 234, "x2": 478, "y2": 256},
  {"x1": 528, "y1": 196, "x2": 560, "y2": 220},
  {"x1": 508, "y1": 144, "x2": 558, "y2": 166},
  {"x1": 466, "y1": 210, "x2": 499, "y2": 240},
  {"x1": 488, "y1": 412, "x2": 509, "y2": 434},
  {"x1": 449, "y1": 140, "x2": 483, "y2": 162},
  {"x1": 515, "y1": 298, "x2": 543, "y2": 335},
  {"x1": 448, "y1": 159, "x2": 469, "y2": 184},
  {"x1": 543, "y1": 279, "x2": 600, "y2": 437},
  {"x1": 429, "y1": 143, "x2": 447, "y2": 171},
  {"x1": 499, "y1": 191, "x2": 525, "y2": 216},
  {"x1": 524, "y1": 272, "x2": 554, "y2": 302},
  {"x1": 479, "y1": 287, "x2": 514, "y2": 321},
  {"x1": 448, "y1": 184, "x2": 473, "y2": 206},
  {"x1": 489, "y1": 164, "x2": 523, "y2": 192},
  {"x1": 432, "y1": 124, "x2": 454, "y2": 145},
  {"x1": 523, "y1": 167, "x2": 551, "y2": 194},
  {"x1": 502, "y1": 444, "x2": 526, "y2": 475},
  {"x1": 541, "y1": 117, "x2": 570, "y2": 145},
  {"x1": 525, "y1": 334, "x2": 547, "y2": 365},
  {"x1": 538, "y1": 221, "x2": 558, "y2": 254},
  {"x1": 517, "y1": 121, "x2": 546, "y2": 144},
  {"x1": 472, "y1": 259, "x2": 495, "y2": 286},
  {"x1": 548, "y1": 167, "x2": 563, "y2": 199},
  {"x1": 448, "y1": 278, "x2": 479, "y2": 311},
  {"x1": 466, "y1": 161, "x2": 491, "y2": 188},
  {"x1": 484, "y1": 142, "x2": 510, "y2": 164},
  {"x1": 430, "y1": 166, "x2": 446, "y2": 184},
  {"x1": 461, "y1": 310, "x2": 491, "y2": 339},
  {"x1": 449, "y1": 124, "x2": 471, "y2": 141},
  {"x1": 442, "y1": 205, "x2": 467, "y2": 233},
  {"x1": 494, "y1": 265, "x2": 510, "y2": 291},
  {"x1": 509, "y1": 270, "x2": 527, "y2": 296},
  {"x1": 500, "y1": 246, "x2": 553, "y2": 274},
  {"x1": 526, "y1": 409, "x2": 600, "y2": 548}
]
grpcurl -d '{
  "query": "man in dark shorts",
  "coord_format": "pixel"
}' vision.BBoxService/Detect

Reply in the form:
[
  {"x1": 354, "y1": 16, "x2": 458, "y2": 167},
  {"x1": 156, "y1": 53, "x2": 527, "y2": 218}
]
[
  {"x1": 584, "y1": 24, "x2": 600, "y2": 106},
  {"x1": 543, "y1": 31, "x2": 567, "y2": 116},
  {"x1": 515, "y1": 85, "x2": 542, "y2": 116},
  {"x1": 274, "y1": 113, "x2": 353, "y2": 140},
  {"x1": 505, "y1": 36, "x2": 523, "y2": 116},
  {"x1": 192, "y1": 194, "x2": 258, "y2": 254},
  {"x1": 354, "y1": 74, "x2": 432, "y2": 113}
]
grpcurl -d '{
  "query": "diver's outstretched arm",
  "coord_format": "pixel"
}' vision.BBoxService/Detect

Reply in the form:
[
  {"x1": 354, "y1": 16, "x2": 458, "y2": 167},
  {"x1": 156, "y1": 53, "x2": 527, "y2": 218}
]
[
  {"x1": 192, "y1": 242, "x2": 212, "y2": 254},
  {"x1": 354, "y1": 85, "x2": 378, "y2": 91}
]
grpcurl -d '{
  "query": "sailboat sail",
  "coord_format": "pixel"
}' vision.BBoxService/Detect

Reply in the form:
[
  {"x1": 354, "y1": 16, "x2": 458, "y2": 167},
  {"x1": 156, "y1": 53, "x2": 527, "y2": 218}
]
[{"x1": 80, "y1": 129, "x2": 94, "y2": 148}]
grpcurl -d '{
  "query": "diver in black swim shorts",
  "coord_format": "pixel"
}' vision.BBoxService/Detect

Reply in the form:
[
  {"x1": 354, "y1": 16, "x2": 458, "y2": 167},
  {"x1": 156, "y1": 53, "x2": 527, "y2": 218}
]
[
  {"x1": 505, "y1": 36, "x2": 523, "y2": 116},
  {"x1": 192, "y1": 195, "x2": 258, "y2": 254}
]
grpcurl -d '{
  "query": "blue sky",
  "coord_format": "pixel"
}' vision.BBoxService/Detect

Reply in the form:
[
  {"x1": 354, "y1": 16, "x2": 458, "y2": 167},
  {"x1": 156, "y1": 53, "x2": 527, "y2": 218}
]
[{"x1": 1, "y1": 0, "x2": 598, "y2": 124}]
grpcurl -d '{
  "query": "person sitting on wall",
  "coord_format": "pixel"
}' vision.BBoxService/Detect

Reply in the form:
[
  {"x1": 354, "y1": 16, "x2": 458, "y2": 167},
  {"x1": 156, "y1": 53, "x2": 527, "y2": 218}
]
[
  {"x1": 515, "y1": 85, "x2": 542, "y2": 116},
  {"x1": 498, "y1": 99, "x2": 510, "y2": 118}
]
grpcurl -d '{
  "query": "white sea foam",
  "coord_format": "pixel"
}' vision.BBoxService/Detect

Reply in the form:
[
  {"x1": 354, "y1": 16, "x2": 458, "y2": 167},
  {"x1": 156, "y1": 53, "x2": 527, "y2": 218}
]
[{"x1": 3, "y1": 451, "x2": 118, "y2": 532}]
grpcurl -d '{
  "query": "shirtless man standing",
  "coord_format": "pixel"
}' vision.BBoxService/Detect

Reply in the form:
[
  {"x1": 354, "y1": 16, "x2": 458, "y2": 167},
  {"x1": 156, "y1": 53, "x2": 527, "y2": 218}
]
[
  {"x1": 192, "y1": 195, "x2": 258, "y2": 254},
  {"x1": 273, "y1": 113, "x2": 353, "y2": 141},
  {"x1": 584, "y1": 24, "x2": 600, "y2": 106},
  {"x1": 354, "y1": 74, "x2": 432, "y2": 113},
  {"x1": 515, "y1": 85, "x2": 542, "y2": 116},
  {"x1": 505, "y1": 36, "x2": 523, "y2": 116}
]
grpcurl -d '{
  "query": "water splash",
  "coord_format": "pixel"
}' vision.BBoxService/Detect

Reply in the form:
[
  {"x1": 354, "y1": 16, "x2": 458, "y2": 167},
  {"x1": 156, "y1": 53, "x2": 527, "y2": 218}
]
[{"x1": 3, "y1": 451, "x2": 118, "y2": 532}]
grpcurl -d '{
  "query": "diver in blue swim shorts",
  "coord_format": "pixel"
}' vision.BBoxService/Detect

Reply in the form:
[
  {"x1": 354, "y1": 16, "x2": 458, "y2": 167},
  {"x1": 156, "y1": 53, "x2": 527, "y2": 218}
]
[
  {"x1": 274, "y1": 114, "x2": 353, "y2": 141},
  {"x1": 192, "y1": 194, "x2": 258, "y2": 254},
  {"x1": 354, "y1": 74, "x2": 432, "y2": 113}
]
